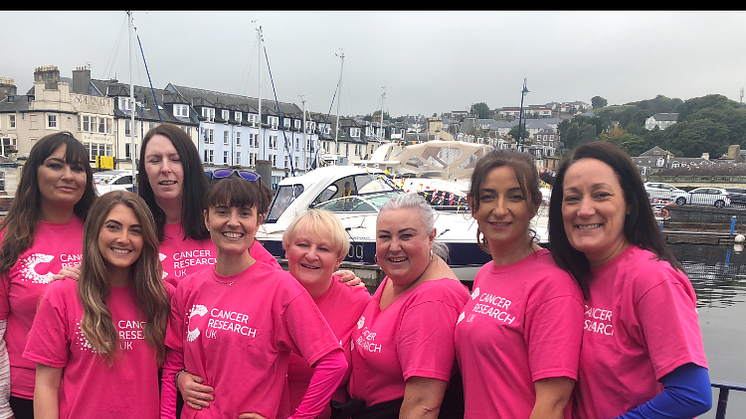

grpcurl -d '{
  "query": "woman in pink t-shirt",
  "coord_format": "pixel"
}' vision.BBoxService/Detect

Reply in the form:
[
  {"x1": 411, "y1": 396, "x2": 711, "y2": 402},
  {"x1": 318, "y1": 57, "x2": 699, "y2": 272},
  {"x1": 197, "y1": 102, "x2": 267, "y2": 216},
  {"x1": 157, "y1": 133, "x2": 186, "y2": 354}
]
[
  {"x1": 345, "y1": 193, "x2": 471, "y2": 419},
  {"x1": 25, "y1": 190, "x2": 171, "y2": 419},
  {"x1": 454, "y1": 149, "x2": 584, "y2": 419},
  {"x1": 0, "y1": 132, "x2": 97, "y2": 419},
  {"x1": 548, "y1": 141, "x2": 711, "y2": 419},
  {"x1": 160, "y1": 177, "x2": 348, "y2": 419}
]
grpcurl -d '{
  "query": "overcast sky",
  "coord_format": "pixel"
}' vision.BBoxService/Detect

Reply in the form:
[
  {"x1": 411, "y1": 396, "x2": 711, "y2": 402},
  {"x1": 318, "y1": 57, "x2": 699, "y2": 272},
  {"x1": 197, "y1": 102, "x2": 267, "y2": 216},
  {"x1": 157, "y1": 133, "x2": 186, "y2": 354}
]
[{"x1": 3, "y1": 10, "x2": 746, "y2": 117}]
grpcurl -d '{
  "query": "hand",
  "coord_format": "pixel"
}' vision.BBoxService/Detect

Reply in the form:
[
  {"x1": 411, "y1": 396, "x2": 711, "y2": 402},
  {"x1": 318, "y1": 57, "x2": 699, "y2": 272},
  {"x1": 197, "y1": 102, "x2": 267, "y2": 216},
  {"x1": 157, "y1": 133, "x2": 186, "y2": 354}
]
[
  {"x1": 53, "y1": 263, "x2": 81, "y2": 281},
  {"x1": 178, "y1": 372, "x2": 214, "y2": 410},
  {"x1": 237, "y1": 413, "x2": 268, "y2": 419},
  {"x1": 335, "y1": 269, "x2": 364, "y2": 287}
]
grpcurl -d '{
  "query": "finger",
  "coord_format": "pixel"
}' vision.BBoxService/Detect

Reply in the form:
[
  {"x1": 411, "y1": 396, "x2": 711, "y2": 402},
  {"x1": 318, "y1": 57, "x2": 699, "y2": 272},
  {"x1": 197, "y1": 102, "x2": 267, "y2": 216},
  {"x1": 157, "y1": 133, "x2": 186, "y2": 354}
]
[
  {"x1": 186, "y1": 401, "x2": 203, "y2": 410},
  {"x1": 186, "y1": 389, "x2": 215, "y2": 401},
  {"x1": 238, "y1": 413, "x2": 267, "y2": 419}
]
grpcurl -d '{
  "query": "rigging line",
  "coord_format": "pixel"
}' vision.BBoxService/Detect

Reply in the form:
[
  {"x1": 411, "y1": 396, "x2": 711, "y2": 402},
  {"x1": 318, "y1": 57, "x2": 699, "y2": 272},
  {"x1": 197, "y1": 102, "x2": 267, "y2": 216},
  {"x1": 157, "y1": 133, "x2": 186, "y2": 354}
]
[
  {"x1": 103, "y1": 15, "x2": 128, "y2": 80},
  {"x1": 238, "y1": 33, "x2": 258, "y2": 96},
  {"x1": 261, "y1": 41, "x2": 296, "y2": 176},
  {"x1": 134, "y1": 30, "x2": 163, "y2": 122}
]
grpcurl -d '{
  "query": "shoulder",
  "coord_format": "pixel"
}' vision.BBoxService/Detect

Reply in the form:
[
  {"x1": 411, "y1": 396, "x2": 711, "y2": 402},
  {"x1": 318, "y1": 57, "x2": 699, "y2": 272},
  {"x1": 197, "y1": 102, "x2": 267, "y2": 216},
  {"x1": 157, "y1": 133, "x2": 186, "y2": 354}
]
[
  {"x1": 410, "y1": 278, "x2": 471, "y2": 307},
  {"x1": 331, "y1": 277, "x2": 372, "y2": 306},
  {"x1": 614, "y1": 246, "x2": 689, "y2": 291},
  {"x1": 40, "y1": 278, "x2": 78, "y2": 305}
]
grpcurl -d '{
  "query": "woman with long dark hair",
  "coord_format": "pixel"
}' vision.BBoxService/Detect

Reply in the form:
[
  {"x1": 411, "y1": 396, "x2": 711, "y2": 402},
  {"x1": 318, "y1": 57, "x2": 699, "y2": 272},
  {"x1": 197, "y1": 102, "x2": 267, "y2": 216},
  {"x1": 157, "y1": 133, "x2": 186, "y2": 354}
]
[
  {"x1": 25, "y1": 191, "x2": 171, "y2": 419},
  {"x1": 548, "y1": 141, "x2": 711, "y2": 419},
  {"x1": 0, "y1": 132, "x2": 96, "y2": 419},
  {"x1": 454, "y1": 149, "x2": 584, "y2": 419}
]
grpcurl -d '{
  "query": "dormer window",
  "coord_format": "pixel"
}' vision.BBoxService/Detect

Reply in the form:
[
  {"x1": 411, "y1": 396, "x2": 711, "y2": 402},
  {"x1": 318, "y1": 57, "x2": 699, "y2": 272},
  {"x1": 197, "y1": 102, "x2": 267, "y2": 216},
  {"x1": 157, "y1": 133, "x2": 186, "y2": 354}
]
[
  {"x1": 235, "y1": 111, "x2": 242, "y2": 122},
  {"x1": 173, "y1": 104, "x2": 189, "y2": 118},
  {"x1": 222, "y1": 110, "x2": 230, "y2": 121},
  {"x1": 119, "y1": 97, "x2": 133, "y2": 112},
  {"x1": 350, "y1": 128, "x2": 360, "y2": 138},
  {"x1": 202, "y1": 107, "x2": 215, "y2": 122}
]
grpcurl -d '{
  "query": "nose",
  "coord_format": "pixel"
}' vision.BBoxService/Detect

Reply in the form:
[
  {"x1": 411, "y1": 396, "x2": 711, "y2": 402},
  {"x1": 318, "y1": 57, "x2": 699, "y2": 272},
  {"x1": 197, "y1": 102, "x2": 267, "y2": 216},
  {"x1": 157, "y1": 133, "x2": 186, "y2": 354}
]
[
  {"x1": 60, "y1": 164, "x2": 74, "y2": 180},
  {"x1": 115, "y1": 229, "x2": 131, "y2": 244},
  {"x1": 578, "y1": 195, "x2": 596, "y2": 217},
  {"x1": 389, "y1": 237, "x2": 402, "y2": 252},
  {"x1": 491, "y1": 197, "x2": 509, "y2": 216},
  {"x1": 305, "y1": 246, "x2": 319, "y2": 261},
  {"x1": 227, "y1": 211, "x2": 240, "y2": 226},
  {"x1": 161, "y1": 158, "x2": 175, "y2": 174}
]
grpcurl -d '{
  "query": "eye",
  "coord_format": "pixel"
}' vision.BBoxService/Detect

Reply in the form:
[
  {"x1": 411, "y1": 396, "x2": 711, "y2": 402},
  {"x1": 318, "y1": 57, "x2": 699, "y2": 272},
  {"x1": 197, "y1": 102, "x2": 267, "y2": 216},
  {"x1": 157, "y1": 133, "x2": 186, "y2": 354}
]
[
  {"x1": 46, "y1": 162, "x2": 63, "y2": 170},
  {"x1": 130, "y1": 227, "x2": 142, "y2": 236},
  {"x1": 71, "y1": 165, "x2": 86, "y2": 173},
  {"x1": 563, "y1": 195, "x2": 580, "y2": 203}
]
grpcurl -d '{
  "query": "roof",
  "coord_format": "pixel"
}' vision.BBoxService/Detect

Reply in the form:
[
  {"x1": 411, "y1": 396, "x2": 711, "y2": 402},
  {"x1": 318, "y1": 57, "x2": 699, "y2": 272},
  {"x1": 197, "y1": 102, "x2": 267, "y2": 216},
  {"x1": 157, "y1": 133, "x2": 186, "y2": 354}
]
[
  {"x1": 650, "y1": 113, "x2": 679, "y2": 121},
  {"x1": 166, "y1": 84, "x2": 301, "y2": 117},
  {"x1": 639, "y1": 146, "x2": 670, "y2": 157},
  {"x1": 90, "y1": 79, "x2": 196, "y2": 125}
]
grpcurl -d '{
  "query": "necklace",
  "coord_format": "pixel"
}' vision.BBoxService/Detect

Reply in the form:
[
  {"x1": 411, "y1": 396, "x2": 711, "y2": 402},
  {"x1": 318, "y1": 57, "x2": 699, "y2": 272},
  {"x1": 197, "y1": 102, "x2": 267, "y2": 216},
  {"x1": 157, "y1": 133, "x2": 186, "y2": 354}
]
[{"x1": 211, "y1": 267, "x2": 241, "y2": 286}]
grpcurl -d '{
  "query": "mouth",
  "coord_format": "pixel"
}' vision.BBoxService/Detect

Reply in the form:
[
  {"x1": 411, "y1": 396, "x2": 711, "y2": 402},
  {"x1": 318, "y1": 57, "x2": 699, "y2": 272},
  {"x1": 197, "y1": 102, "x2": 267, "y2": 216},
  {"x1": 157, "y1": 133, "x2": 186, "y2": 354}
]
[
  {"x1": 300, "y1": 263, "x2": 321, "y2": 270},
  {"x1": 159, "y1": 180, "x2": 177, "y2": 186},
  {"x1": 110, "y1": 248, "x2": 132, "y2": 254},
  {"x1": 221, "y1": 231, "x2": 245, "y2": 239},
  {"x1": 387, "y1": 256, "x2": 408, "y2": 263},
  {"x1": 488, "y1": 221, "x2": 511, "y2": 228},
  {"x1": 577, "y1": 223, "x2": 602, "y2": 230}
]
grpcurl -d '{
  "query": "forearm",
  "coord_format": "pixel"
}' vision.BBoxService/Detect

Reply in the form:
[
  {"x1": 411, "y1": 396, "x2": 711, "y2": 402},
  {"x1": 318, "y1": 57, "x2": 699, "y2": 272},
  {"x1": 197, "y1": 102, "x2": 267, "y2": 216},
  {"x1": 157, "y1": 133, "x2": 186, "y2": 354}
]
[
  {"x1": 399, "y1": 377, "x2": 448, "y2": 419},
  {"x1": 291, "y1": 349, "x2": 347, "y2": 419},
  {"x1": 615, "y1": 363, "x2": 712, "y2": 419},
  {"x1": 33, "y1": 365, "x2": 62, "y2": 419},
  {"x1": 529, "y1": 377, "x2": 575, "y2": 419},
  {"x1": 160, "y1": 347, "x2": 184, "y2": 419},
  {"x1": 0, "y1": 320, "x2": 12, "y2": 419}
]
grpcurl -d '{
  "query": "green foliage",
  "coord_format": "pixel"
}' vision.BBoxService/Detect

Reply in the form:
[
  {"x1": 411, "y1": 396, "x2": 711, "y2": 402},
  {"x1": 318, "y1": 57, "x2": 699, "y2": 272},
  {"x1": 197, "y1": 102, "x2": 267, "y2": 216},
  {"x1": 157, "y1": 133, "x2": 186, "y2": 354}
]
[
  {"x1": 592, "y1": 96, "x2": 608, "y2": 109},
  {"x1": 471, "y1": 102, "x2": 491, "y2": 119}
]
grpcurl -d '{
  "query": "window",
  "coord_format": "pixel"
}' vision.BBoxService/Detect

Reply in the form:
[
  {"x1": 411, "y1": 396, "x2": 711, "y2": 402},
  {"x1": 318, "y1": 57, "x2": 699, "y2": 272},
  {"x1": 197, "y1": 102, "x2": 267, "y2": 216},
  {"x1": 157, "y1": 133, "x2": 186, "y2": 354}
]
[
  {"x1": 249, "y1": 152, "x2": 257, "y2": 167},
  {"x1": 125, "y1": 143, "x2": 138, "y2": 159},
  {"x1": 350, "y1": 128, "x2": 360, "y2": 138},
  {"x1": 235, "y1": 111, "x2": 242, "y2": 122},
  {"x1": 283, "y1": 118, "x2": 290, "y2": 128},
  {"x1": 269, "y1": 116, "x2": 279, "y2": 130},
  {"x1": 272, "y1": 155, "x2": 277, "y2": 167},
  {"x1": 222, "y1": 110, "x2": 229, "y2": 121},
  {"x1": 173, "y1": 104, "x2": 189, "y2": 118},
  {"x1": 224, "y1": 151, "x2": 229, "y2": 164},
  {"x1": 294, "y1": 119, "x2": 301, "y2": 129},
  {"x1": 236, "y1": 132, "x2": 241, "y2": 147},
  {"x1": 235, "y1": 152, "x2": 241, "y2": 165},
  {"x1": 202, "y1": 107, "x2": 215, "y2": 122},
  {"x1": 85, "y1": 142, "x2": 112, "y2": 162},
  {"x1": 204, "y1": 128, "x2": 214, "y2": 144},
  {"x1": 47, "y1": 114, "x2": 58, "y2": 129},
  {"x1": 119, "y1": 97, "x2": 133, "y2": 112},
  {"x1": 0, "y1": 171, "x2": 4, "y2": 192},
  {"x1": 8, "y1": 115, "x2": 15, "y2": 129},
  {"x1": 204, "y1": 149, "x2": 214, "y2": 164},
  {"x1": 224, "y1": 131, "x2": 229, "y2": 145},
  {"x1": 249, "y1": 114, "x2": 258, "y2": 127}
]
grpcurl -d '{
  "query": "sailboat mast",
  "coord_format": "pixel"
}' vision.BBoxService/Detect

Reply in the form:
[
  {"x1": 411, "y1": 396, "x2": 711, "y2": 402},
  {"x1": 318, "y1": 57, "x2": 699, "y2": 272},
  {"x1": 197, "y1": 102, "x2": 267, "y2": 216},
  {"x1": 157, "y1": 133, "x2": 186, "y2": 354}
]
[
  {"x1": 334, "y1": 51, "x2": 344, "y2": 158},
  {"x1": 256, "y1": 24, "x2": 263, "y2": 163},
  {"x1": 128, "y1": 11, "x2": 136, "y2": 181},
  {"x1": 380, "y1": 87, "x2": 386, "y2": 141}
]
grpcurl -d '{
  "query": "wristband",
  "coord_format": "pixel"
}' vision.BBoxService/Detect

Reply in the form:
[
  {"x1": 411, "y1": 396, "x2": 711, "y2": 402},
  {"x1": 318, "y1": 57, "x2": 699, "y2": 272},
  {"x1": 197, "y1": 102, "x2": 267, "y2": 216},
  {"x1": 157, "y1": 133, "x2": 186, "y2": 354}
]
[{"x1": 174, "y1": 369, "x2": 187, "y2": 389}]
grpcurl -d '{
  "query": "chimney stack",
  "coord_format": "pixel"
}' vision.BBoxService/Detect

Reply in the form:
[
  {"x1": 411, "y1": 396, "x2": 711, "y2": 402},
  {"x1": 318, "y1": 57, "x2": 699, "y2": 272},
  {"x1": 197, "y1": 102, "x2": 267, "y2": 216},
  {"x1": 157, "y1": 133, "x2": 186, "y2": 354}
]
[
  {"x1": 34, "y1": 65, "x2": 60, "y2": 90},
  {"x1": 0, "y1": 77, "x2": 17, "y2": 101},
  {"x1": 72, "y1": 66, "x2": 91, "y2": 95}
]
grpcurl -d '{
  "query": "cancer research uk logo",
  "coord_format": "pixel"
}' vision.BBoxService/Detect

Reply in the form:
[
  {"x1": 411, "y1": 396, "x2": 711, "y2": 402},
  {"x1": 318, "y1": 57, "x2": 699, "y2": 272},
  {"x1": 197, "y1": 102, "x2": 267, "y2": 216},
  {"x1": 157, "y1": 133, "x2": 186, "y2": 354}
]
[
  {"x1": 463, "y1": 286, "x2": 516, "y2": 325},
  {"x1": 20, "y1": 252, "x2": 81, "y2": 284},
  {"x1": 353, "y1": 315, "x2": 381, "y2": 354},
  {"x1": 186, "y1": 304, "x2": 257, "y2": 342}
]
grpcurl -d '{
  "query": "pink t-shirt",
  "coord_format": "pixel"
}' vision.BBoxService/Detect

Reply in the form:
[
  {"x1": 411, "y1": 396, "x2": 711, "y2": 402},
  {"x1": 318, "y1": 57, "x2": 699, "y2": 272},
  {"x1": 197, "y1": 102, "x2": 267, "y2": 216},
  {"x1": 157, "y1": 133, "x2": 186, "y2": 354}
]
[
  {"x1": 23, "y1": 278, "x2": 167, "y2": 419},
  {"x1": 0, "y1": 218, "x2": 84, "y2": 399},
  {"x1": 453, "y1": 248, "x2": 584, "y2": 419},
  {"x1": 348, "y1": 277, "x2": 470, "y2": 406},
  {"x1": 159, "y1": 222, "x2": 281, "y2": 287},
  {"x1": 285, "y1": 276, "x2": 371, "y2": 419},
  {"x1": 573, "y1": 245, "x2": 708, "y2": 419},
  {"x1": 165, "y1": 261, "x2": 343, "y2": 419}
]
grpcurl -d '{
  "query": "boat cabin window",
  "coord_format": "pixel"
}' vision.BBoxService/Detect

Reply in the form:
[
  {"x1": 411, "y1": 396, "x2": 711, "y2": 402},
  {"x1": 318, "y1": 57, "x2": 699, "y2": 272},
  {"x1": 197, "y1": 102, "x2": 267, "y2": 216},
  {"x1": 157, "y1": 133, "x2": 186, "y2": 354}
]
[
  {"x1": 311, "y1": 174, "x2": 394, "y2": 207},
  {"x1": 266, "y1": 184, "x2": 304, "y2": 223}
]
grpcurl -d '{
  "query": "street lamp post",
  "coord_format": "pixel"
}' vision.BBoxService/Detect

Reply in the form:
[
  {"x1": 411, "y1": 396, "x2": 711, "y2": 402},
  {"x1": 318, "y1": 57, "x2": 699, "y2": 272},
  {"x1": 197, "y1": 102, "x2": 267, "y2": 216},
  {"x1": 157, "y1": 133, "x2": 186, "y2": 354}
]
[{"x1": 517, "y1": 78, "x2": 529, "y2": 151}]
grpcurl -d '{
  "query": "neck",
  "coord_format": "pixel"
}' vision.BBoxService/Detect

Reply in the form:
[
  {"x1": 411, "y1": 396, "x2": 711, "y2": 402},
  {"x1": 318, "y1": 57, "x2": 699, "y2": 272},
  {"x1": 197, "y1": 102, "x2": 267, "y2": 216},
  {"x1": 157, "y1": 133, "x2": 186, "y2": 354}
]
[
  {"x1": 588, "y1": 240, "x2": 631, "y2": 269},
  {"x1": 390, "y1": 257, "x2": 436, "y2": 298},
  {"x1": 215, "y1": 250, "x2": 255, "y2": 276},
  {"x1": 307, "y1": 277, "x2": 334, "y2": 298},
  {"x1": 39, "y1": 201, "x2": 75, "y2": 223},
  {"x1": 488, "y1": 234, "x2": 540, "y2": 266},
  {"x1": 108, "y1": 267, "x2": 131, "y2": 288},
  {"x1": 156, "y1": 198, "x2": 183, "y2": 225}
]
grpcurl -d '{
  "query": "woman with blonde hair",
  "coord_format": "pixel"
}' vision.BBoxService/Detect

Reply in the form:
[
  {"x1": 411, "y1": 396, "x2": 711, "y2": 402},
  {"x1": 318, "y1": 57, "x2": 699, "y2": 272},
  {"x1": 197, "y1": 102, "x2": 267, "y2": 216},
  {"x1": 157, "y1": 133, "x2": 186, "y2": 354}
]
[
  {"x1": 24, "y1": 190, "x2": 171, "y2": 419},
  {"x1": 0, "y1": 132, "x2": 96, "y2": 419}
]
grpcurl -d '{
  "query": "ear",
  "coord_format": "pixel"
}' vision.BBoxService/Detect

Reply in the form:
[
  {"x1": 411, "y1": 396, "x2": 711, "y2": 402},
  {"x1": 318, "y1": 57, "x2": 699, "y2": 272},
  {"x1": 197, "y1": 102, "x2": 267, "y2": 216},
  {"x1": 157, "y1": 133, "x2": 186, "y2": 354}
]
[
  {"x1": 429, "y1": 227, "x2": 437, "y2": 245},
  {"x1": 467, "y1": 193, "x2": 475, "y2": 214},
  {"x1": 204, "y1": 209, "x2": 210, "y2": 230}
]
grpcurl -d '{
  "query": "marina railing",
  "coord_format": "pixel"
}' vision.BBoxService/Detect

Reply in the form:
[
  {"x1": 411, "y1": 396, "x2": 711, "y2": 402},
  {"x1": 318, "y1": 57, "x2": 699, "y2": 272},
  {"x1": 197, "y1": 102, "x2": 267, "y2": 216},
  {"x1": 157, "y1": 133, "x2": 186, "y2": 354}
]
[{"x1": 713, "y1": 380, "x2": 746, "y2": 419}]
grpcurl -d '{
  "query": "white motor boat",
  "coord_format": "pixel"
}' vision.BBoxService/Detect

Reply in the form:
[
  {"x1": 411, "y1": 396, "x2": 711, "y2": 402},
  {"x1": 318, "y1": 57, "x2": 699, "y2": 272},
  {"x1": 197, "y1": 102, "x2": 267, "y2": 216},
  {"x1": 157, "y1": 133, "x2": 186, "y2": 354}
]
[{"x1": 257, "y1": 166, "x2": 549, "y2": 266}]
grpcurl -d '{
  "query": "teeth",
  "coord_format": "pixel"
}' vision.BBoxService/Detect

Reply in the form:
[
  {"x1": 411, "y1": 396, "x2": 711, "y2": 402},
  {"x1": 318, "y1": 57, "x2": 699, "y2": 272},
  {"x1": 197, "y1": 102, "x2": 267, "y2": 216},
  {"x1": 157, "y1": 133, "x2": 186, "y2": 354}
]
[
  {"x1": 389, "y1": 257, "x2": 407, "y2": 262},
  {"x1": 223, "y1": 232, "x2": 243, "y2": 238},
  {"x1": 578, "y1": 224, "x2": 601, "y2": 230},
  {"x1": 301, "y1": 264, "x2": 319, "y2": 269},
  {"x1": 111, "y1": 248, "x2": 131, "y2": 254},
  {"x1": 160, "y1": 181, "x2": 176, "y2": 185}
]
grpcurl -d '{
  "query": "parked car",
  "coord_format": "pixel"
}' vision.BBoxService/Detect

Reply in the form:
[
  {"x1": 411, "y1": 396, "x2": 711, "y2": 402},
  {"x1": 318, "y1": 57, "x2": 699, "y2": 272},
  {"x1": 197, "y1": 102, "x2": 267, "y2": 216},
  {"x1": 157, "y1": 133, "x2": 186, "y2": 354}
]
[
  {"x1": 724, "y1": 187, "x2": 746, "y2": 206},
  {"x1": 673, "y1": 187, "x2": 731, "y2": 208},
  {"x1": 94, "y1": 170, "x2": 135, "y2": 195},
  {"x1": 644, "y1": 182, "x2": 687, "y2": 202}
]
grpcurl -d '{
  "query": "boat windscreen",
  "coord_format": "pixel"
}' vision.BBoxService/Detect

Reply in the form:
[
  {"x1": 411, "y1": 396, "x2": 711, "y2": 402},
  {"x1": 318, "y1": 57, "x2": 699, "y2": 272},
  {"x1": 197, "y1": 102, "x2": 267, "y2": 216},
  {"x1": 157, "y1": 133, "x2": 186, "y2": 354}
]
[{"x1": 266, "y1": 184, "x2": 304, "y2": 223}]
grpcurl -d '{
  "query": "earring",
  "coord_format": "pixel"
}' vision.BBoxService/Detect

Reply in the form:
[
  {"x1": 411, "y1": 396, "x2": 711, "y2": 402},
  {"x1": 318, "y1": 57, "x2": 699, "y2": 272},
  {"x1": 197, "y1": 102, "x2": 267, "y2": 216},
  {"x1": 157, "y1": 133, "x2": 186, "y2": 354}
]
[
  {"x1": 374, "y1": 254, "x2": 378, "y2": 265},
  {"x1": 430, "y1": 248, "x2": 434, "y2": 261}
]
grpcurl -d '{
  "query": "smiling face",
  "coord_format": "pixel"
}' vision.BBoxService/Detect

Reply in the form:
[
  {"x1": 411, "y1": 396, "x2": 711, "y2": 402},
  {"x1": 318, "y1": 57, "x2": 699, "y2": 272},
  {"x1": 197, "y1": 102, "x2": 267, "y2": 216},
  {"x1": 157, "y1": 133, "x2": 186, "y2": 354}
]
[
  {"x1": 37, "y1": 144, "x2": 87, "y2": 214},
  {"x1": 376, "y1": 207, "x2": 436, "y2": 286},
  {"x1": 470, "y1": 165, "x2": 539, "y2": 261},
  {"x1": 561, "y1": 158, "x2": 630, "y2": 267},
  {"x1": 204, "y1": 203, "x2": 261, "y2": 256},
  {"x1": 143, "y1": 134, "x2": 184, "y2": 207},
  {"x1": 98, "y1": 203, "x2": 143, "y2": 278},
  {"x1": 285, "y1": 223, "x2": 343, "y2": 297}
]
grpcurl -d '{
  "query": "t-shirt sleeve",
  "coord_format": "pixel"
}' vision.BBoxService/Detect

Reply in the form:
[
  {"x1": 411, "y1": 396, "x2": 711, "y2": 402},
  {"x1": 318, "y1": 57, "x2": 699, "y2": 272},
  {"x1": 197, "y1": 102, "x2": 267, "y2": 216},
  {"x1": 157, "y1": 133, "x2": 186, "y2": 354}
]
[
  {"x1": 635, "y1": 279, "x2": 708, "y2": 380},
  {"x1": 281, "y1": 292, "x2": 341, "y2": 367},
  {"x1": 22, "y1": 284, "x2": 69, "y2": 368},
  {"x1": 525, "y1": 294, "x2": 584, "y2": 382},
  {"x1": 397, "y1": 300, "x2": 460, "y2": 382}
]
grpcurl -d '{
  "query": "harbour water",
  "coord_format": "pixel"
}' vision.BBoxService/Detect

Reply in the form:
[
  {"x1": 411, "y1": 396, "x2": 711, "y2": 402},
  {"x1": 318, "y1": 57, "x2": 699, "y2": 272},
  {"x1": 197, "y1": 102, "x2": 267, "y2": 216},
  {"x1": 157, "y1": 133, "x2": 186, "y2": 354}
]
[{"x1": 453, "y1": 243, "x2": 746, "y2": 418}]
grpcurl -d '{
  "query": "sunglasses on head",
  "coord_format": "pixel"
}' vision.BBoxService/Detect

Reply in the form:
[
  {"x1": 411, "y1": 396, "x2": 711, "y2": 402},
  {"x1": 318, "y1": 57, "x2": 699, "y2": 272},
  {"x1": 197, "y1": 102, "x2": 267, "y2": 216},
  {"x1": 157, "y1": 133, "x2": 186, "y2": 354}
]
[{"x1": 206, "y1": 169, "x2": 261, "y2": 182}]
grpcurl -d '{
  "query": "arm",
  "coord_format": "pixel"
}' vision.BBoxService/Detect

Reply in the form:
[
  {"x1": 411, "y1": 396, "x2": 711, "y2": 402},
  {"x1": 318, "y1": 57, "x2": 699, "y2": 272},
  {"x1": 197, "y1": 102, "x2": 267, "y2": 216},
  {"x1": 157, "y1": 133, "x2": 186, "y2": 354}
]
[
  {"x1": 615, "y1": 363, "x2": 712, "y2": 419},
  {"x1": 160, "y1": 347, "x2": 182, "y2": 419},
  {"x1": 399, "y1": 376, "x2": 448, "y2": 419},
  {"x1": 289, "y1": 349, "x2": 347, "y2": 419},
  {"x1": 52, "y1": 264, "x2": 81, "y2": 281},
  {"x1": 0, "y1": 320, "x2": 13, "y2": 419},
  {"x1": 33, "y1": 364, "x2": 62, "y2": 419},
  {"x1": 528, "y1": 377, "x2": 575, "y2": 419}
]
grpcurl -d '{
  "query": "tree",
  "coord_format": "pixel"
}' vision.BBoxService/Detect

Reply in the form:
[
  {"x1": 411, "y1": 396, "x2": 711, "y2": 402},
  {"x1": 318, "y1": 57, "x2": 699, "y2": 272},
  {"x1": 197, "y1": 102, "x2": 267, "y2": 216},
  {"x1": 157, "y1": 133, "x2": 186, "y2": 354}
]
[
  {"x1": 592, "y1": 96, "x2": 608, "y2": 109},
  {"x1": 471, "y1": 102, "x2": 491, "y2": 119}
]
